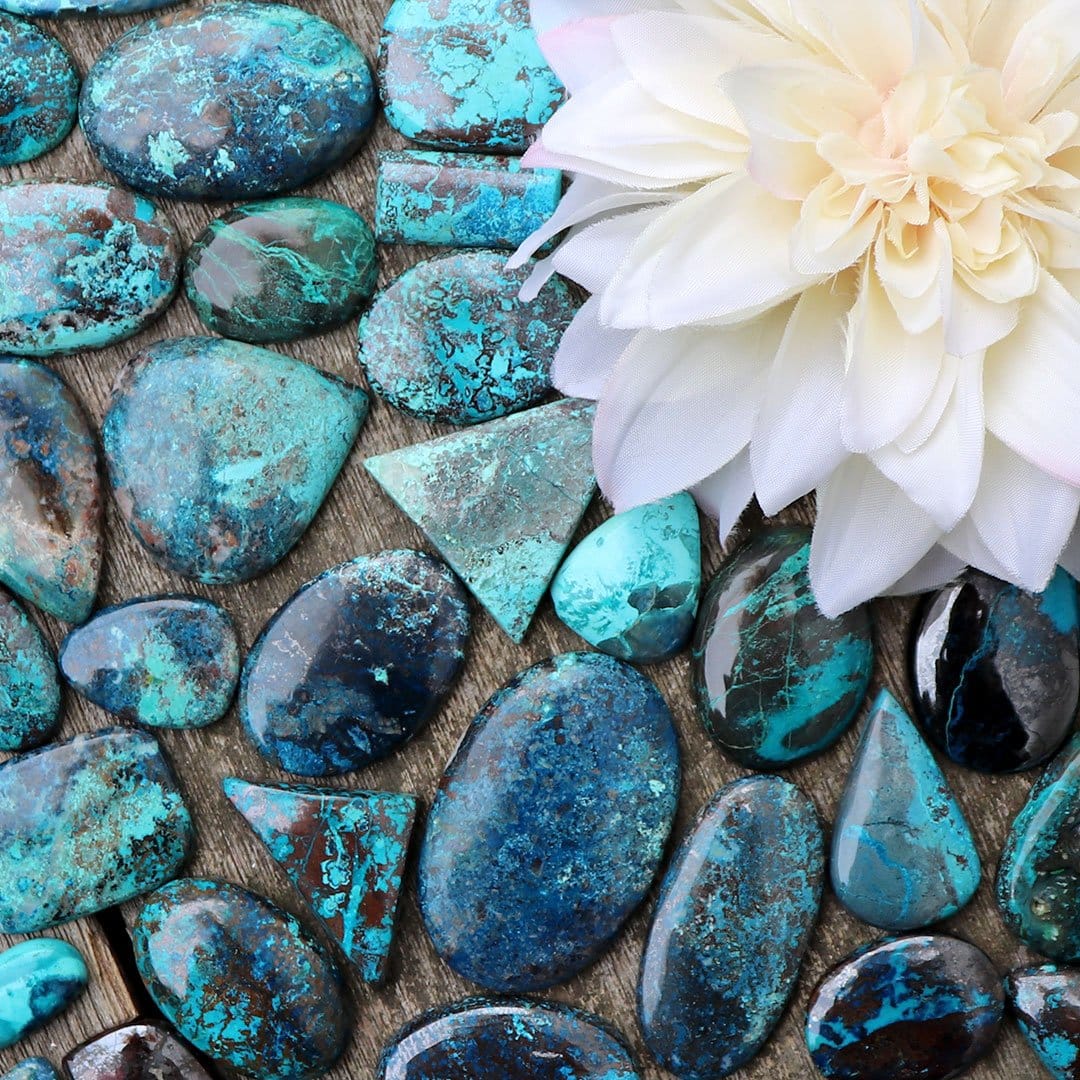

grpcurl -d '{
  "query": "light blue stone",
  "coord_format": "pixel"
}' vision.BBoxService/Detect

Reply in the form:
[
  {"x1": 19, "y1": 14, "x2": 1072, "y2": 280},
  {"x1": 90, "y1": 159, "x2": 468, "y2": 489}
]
[
  {"x1": 0, "y1": 939, "x2": 87, "y2": 1050},
  {"x1": 1, "y1": 1059, "x2": 57, "y2": 1080},
  {"x1": 0, "y1": 588, "x2": 60, "y2": 752}
]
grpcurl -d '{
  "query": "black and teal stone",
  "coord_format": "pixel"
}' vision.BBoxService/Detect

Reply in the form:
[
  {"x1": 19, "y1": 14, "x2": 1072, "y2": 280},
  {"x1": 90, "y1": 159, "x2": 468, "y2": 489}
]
[
  {"x1": 0, "y1": 588, "x2": 59, "y2": 752},
  {"x1": 1008, "y1": 965, "x2": 1080, "y2": 1079},
  {"x1": 0, "y1": 727, "x2": 192, "y2": 934},
  {"x1": 0, "y1": 938, "x2": 87, "y2": 1050},
  {"x1": 2, "y1": 1060, "x2": 56, "y2": 1080},
  {"x1": 80, "y1": 2, "x2": 376, "y2": 200},
  {"x1": 132, "y1": 878, "x2": 348, "y2": 1080},
  {"x1": 102, "y1": 337, "x2": 368, "y2": 585},
  {"x1": 64, "y1": 1022, "x2": 213, "y2": 1080},
  {"x1": 185, "y1": 198, "x2": 378, "y2": 345},
  {"x1": 0, "y1": 0, "x2": 170, "y2": 16},
  {"x1": 420, "y1": 651, "x2": 680, "y2": 992}
]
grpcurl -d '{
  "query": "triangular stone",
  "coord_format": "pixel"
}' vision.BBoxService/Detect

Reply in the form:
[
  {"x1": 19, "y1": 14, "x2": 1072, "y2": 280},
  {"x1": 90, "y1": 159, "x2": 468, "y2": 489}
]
[
  {"x1": 365, "y1": 398, "x2": 596, "y2": 642},
  {"x1": 223, "y1": 778, "x2": 417, "y2": 983}
]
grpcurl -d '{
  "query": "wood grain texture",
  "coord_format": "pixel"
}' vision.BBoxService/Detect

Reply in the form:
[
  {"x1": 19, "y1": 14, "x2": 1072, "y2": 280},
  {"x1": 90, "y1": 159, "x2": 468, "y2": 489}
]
[{"x1": 0, "y1": 3, "x2": 1057, "y2": 1076}]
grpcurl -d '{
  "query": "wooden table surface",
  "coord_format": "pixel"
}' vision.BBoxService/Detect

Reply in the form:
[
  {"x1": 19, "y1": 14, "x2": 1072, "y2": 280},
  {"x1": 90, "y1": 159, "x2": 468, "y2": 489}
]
[{"x1": 0, "y1": 3, "x2": 1056, "y2": 1076}]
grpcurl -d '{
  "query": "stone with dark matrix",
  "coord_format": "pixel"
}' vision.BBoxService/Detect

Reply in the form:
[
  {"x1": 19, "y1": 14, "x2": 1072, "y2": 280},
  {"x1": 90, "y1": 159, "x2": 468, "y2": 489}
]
[
  {"x1": 0, "y1": 589, "x2": 60, "y2": 752},
  {"x1": 1008, "y1": 965, "x2": 1080, "y2": 1079},
  {"x1": 3, "y1": 1060, "x2": 57, "y2": 1080},
  {"x1": 0, "y1": 0, "x2": 169, "y2": 15},
  {"x1": 64, "y1": 1022, "x2": 212, "y2": 1080},
  {"x1": 692, "y1": 525, "x2": 874, "y2": 770},
  {"x1": 0, "y1": 939, "x2": 87, "y2": 1050},
  {"x1": 420, "y1": 652, "x2": 679, "y2": 992},
  {"x1": 911, "y1": 567, "x2": 1080, "y2": 773},
  {"x1": 639, "y1": 775, "x2": 823, "y2": 1078}
]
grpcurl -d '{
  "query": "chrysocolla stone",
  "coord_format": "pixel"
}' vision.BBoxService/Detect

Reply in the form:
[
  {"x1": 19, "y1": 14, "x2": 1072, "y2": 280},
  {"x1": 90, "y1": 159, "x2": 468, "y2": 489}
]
[
  {"x1": 224, "y1": 779, "x2": 418, "y2": 983},
  {"x1": 0, "y1": 0, "x2": 170, "y2": 15},
  {"x1": 692, "y1": 525, "x2": 874, "y2": 770},
  {"x1": 0, "y1": 727, "x2": 192, "y2": 934},
  {"x1": 552, "y1": 494, "x2": 701, "y2": 664},
  {"x1": 911, "y1": 567, "x2": 1080, "y2": 773},
  {"x1": 1008, "y1": 965, "x2": 1080, "y2": 1079},
  {"x1": 377, "y1": 998, "x2": 640, "y2": 1079},
  {"x1": 185, "y1": 198, "x2": 378, "y2": 345},
  {"x1": 831, "y1": 689, "x2": 980, "y2": 932},
  {"x1": 375, "y1": 150, "x2": 562, "y2": 249},
  {"x1": 0, "y1": 939, "x2": 87, "y2": 1050},
  {"x1": 59, "y1": 596, "x2": 239, "y2": 730},
  {"x1": 805, "y1": 934, "x2": 1004, "y2": 1079},
  {"x1": 103, "y1": 337, "x2": 368, "y2": 585},
  {"x1": 0, "y1": 182, "x2": 179, "y2": 357},
  {"x1": 0, "y1": 15, "x2": 77, "y2": 166},
  {"x1": 81, "y1": 3, "x2": 376, "y2": 200},
  {"x1": 420, "y1": 651, "x2": 679, "y2": 992},
  {"x1": 64, "y1": 1023, "x2": 212, "y2": 1080},
  {"x1": 0, "y1": 589, "x2": 60, "y2": 751},
  {"x1": 2, "y1": 1059, "x2": 56, "y2": 1080},
  {"x1": 132, "y1": 878, "x2": 348, "y2": 1080},
  {"x1": 358, "y1": 252, "x2": 573, "y2": 425},
  {"x1": 240, "y1": 549, "x2": 469, "y2": 776},
  {"x1": 639, "y1": 775, "x2": 823, "y2": 1079}
]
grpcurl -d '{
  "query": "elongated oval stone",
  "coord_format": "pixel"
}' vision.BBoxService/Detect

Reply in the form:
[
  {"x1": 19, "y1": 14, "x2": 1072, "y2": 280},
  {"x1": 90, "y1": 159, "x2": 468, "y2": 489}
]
[
  {"x1": 692, "y1": 525, "x2": 874, "y2": 770},
  {"x1": 59, "y1": 596, "x2": 239, "y2": 730},
  {"x1": 639, "y1": 775, "x2": 823, "y2": 1078},
  {"x1": 1008, "y1": 965, "x2": 1080, "y2": 1079},
  {"x1": 64, "y1": 1023, "x2": 213, "y2": 1080},
  {"x1": 81, "y1": 3, "x2": 376, "y2": 200},
  {"x1": 420, "y1": 651, "x2": 679, "y2": 991},
  {"x1": 103, "y1": 337, "x2": 368, "y2": 584},
  {"x1": 0, "y1": 0, "x2": 171, "y2": 16},
  {"x1": 805, "y1": 935, "x2": 1004, "y2": 1079},
  {"x1": 185, "y1": 198, "x2": 377, "y2": 344},
  {"x1": 0, "y1": 939, "x2": 87, "y2": 1050},
  {"x1": 0, "y1": 589, "x2": 59, "y2": 751},
  {"x1": 132, "y1": 878, "x2": 347, "y2": 1080},
  {"x1": 2, "y1": 1059, "x2": 56, "y2": 1080},
  {"x1": 378, "y1": 999, "x2": 640, "y2": 1079},
  {"x1": 911, "y1": 568, "x2": 1080, "y2": 773},
  {"x1": 0, "y1": 182, "x2": 179, "y2": 357}
]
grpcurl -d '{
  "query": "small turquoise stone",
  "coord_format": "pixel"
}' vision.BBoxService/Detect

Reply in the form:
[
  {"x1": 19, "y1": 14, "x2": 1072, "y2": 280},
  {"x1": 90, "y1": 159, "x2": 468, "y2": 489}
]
[
  {"x1": 0, "y1": 589, "x2": 60, "y2": 752},
  {"x1": 552, "y1": 494, "x2": 701, "y2": 663},
  {"x1": 224, "y1": 779, "x2": 418, "y2": 983},
  {"x1": 103, "y1": 337, "x2": 368, "y2": 584},
  {"x1": 0, "y1": 0, "x2": 170, "y2": 15},
  {"x1": 358, "y1": 252, "x2": 574, "y2": 425},
  {"x1": 59, "y1": 596, "x2": 240, "y2": 730},
  {"x1": 64, "y1": 1022, "x2": 212, "y2": 1080},
  {"x1": 132, "y1": 878, "x2": 348, "y2": 1080},
  {"x1": 1008, "y1": 965, "x2": 1080, "y2": 1079},
  {"x1": 639, "y1": 775, "x2": 824, "y2": 1079},
  {"x1": 420, "y1": 651, "x2": 679, "y2": 992},
  {"x1": 0, "y1": 15, "x2": 77, "y2": 166},
  {"x1": 375, "y1": 150, "x2": 562, "y2": 249},
  {"x1": 0, "y1": 939, "x2": 87, "y2": 1050},
  {"x1": 1, "y1": 1059, "x2": 57, "y2": 1080},
  {"x1": 185, "y1": 198, "x2": 378, "y2": 344}
]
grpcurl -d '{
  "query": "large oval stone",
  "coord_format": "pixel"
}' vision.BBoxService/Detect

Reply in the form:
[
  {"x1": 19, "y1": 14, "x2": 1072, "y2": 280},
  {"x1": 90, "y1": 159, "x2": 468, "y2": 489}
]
[
  {"x1": 805, "y1": 935, "x2": 1004, "y2": 1079},
  {"x1": 0, "y1": 182, "x2": 179, "y2": 357},
  {"x1": 0, "y1": 589, "x2": 59, "y2": 752},
  {"x1": 64, "y1": 1023, "x2": 213, "y2": 1080},
  {"x1": 81, "y1": 3, "x2": 376, "y2": 200},
  {"x1": 0, "y1": 938, "x2": 87, "y2": 1050},
  {"x1": 420, "y1": 651, "x2": 679, "y2": 991},
  {"x1": 1008, "y1": 965, "x2": 1080, "y2": 1080},
  {"x1": 377, "y1": 999, "x2": 640, "y2": 1079},
  {"x1": 132, "y1": 878, "x2": 347, "y2": 1080},
  {"x1": 911, "y1": 567, "x2": 1080, "y2": 773},
  {"x1": 103, "y1": 337, "x2": 368, "y2": 584},
  {"x1": 0, "y1": 0, "x2": 171, "y2": 16},
  {"x1": 692, "y1": 525, "x2": 874, "y2": 770},
  {"x1": 639, "y1": 775, "x2": 823, "y2": 1077},
  {"x1": 241, "y1": 549, "x2": 470, "y2": 776}
]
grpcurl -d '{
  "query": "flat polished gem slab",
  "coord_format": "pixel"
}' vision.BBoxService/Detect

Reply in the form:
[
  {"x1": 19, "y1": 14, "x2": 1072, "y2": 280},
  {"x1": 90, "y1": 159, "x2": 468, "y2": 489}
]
[
  {"x1": 1008, "y1": 965, "x2": 1080, "y2": 1079},
  {"x1": 64, "y1": 1022, "x2": 212, "y2": 1080},
  {"x1": 375, "y1": 150, "x2": 562, "y2": 249},
  {"x1": 0, "y1": 728, "x2": 192, "y2": 934},
  {"x1": 0, "y1": 939, "x2": 87, "y2": 1050},
  {"x1": 0, "y1": 588, "x2": 60, "y2": 751},
  {"x1": 3, "y1": 1060, "x2": 56, "y2": 1080}
]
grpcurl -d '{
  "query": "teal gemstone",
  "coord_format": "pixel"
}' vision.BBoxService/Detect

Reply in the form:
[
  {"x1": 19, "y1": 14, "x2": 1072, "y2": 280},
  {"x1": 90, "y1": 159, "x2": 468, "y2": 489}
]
[
  {"x1": 552, "y1": 494, "x2": 701, "y2": 663},
  {"x1": 0, "y1": 939, "x2": 87, "y2": 1050},
  {"x1": 831, "y1": 689, "x2": 980, "y2": 931},
  {"x1": 0, "y1": 588, "x2": 59, "y2": 752},
  {"x1": 2, "y1": 1059, "x2": 57, "y2": 1080},
  {"x1": 1008, "y1": 965, "x2": 1080, "y2": 1080}
]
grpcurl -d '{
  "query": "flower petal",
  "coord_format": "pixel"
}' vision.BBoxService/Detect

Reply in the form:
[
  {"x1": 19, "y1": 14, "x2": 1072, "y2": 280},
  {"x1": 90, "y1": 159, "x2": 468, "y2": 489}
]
[
  {"x1": 880, "y1": 545, "x2": 966, "y2": 597},
  {"x1": 551, "y1": 297, "x2": 636, "y2": 398},
  {"x1": 944, "y1": 278, "x2": 1020, "y2": 355},
  {"x1": 536, "y1": 17, "x2": 622, "y2": 92},
  {"x1": 547, "y1": 205, "x2": 669, "y2": 293},
  {"x1": 691, "y1": 448, "x2": 755, "y2": 541}
]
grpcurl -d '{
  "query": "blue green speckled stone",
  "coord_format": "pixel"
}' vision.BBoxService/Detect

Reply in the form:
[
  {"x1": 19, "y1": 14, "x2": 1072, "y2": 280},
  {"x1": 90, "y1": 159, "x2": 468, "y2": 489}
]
[
  {"x1": 103, "y1": 337, "x2": 368, "y2": 585},
  {"x1": 1, "y1": 1059, "x2": 57, "y2": 1080},
  {"x1": 63, "y1": 1022, "x2": 212, "y2": 1080},
  {"x1": 1008, "y1": 965, "x2": 1080, "y2": 1080},
  {"x1": 80, "y1": 3, "x2": 376, "y2": 200},
  {"x1": 0, "y1": 0, "x2": 170, "y2": 16},
  {"x1": 0, "y1": 939, "x2": 87, "y2": 1050},
  {"x1": 132, "y1": 878, "x2": 348, "y2": 1080},
  {"x1": 224, "y1": 779, "x2": 417, "y2": 983},
  {"x1": 552, "y1": 494, "x2": 701, "y2": 664},
  {"x1": 0, "y1": 589, "x2": 59, "y2": 752}
]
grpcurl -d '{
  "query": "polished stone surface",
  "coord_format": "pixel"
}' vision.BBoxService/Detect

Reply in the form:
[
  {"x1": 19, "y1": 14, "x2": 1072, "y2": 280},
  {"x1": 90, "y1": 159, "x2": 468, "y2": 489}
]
[
  {"x1": 911, "y1": 567, "x2": 1080, "y2": 773},
  {"x1": 133, "y1": 879, "x2": 347, "y2": 1080},
  {"x1": 3, "y1": 1060, "x2": 57, "y2": 1080},
  {"x1": 831, "y1": 689, "x2": 980, "y2": 931},
  {"x1": 0, "y1": 588, "x2": 60, "y2": 752},
  {"x1": 0, "y1": 0, "x2": 170, "y2": 14},
  {"x1": 59, "y1": 596, "x2": 239, "y2": 730},
  {"x1": 64, "y1": 1023, "x2": 212, "y2": 1080},
  {"x1": 358, "y1": 252, "x2": 571, "y2": 425},
  {"x1": 81, "y1": 3, "x2": 376, "y2": 200},
  {"x1": 1008, "y1": 965, "x2": 1080, "y2": 1079},
  {"x1": 639, "y1": 775, "x2": 823, "y2": 1078},
  {"x1": 185, "y1": 198, "x2": 377, "y2": 344},
  {"x1": 420, "y1": 652, "x2": 679, "y2": 991},
  {"x1": 224, "y1": 779, "x2": 417, "y2": 983},
  {"x1": 0, "y1": 939, "x2": 87, "y2": 1050},
  {"x1": 0, "y1": 182, "x2": 179, "y2": 357},
  {"x1": 103, "y1": 337, "x2": 367, "y2": 584},
  {"x1": 375, "y1": 150, "x2": 562, "y2": 248},
  {"x1": 692, "y1": 525, "x2": 873, "y2": 770},
  {"x1": 367, "y1": 399, "x2": 595, "y2": 642},
  {"x1": 0, "y1": 728, "x2": 192, "y2": 934}
]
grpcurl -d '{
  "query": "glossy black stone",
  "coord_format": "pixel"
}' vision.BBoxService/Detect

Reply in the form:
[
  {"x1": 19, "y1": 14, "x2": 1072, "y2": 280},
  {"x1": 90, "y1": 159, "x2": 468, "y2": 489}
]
[{"x1": 63, "y1": 1022, "x2": 213, "y2": 1080}]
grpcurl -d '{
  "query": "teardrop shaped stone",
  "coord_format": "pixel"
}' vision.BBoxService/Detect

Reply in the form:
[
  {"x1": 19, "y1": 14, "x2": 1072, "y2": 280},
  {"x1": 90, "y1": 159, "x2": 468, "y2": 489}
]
[
  {"x1": 1008, "y1": 965, "x2": 1080, "y2": 1079},
  {"x1": 64, "y1": 1023, "x2": 213, "y2": 1080},
  {"x1": 639, "y1": 775, "x2": 823, "y2": 1078},
  {"x1": 0, "y1": 588, "x2": 59, "y2": 752},
  {"x1": 0, "y1": 938, "x2": 87, "y2": 1050},
  {"x1": 831, "y1": 689, "x2": 980, "y2": 931}
]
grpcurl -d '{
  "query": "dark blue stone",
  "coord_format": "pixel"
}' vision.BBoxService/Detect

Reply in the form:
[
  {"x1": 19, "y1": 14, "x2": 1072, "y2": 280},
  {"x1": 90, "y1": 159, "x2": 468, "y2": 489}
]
[
  {"x1": 2, "y1": 1060, "x2": 57, "y2": 1080},
  {"x1": 420, "y1": 651, "x2": 679, "y2": 992},
  {"x1": 63, "y1": 1023, "x2": 213, "y2": 1080},
  {"x1": 0, "y1": 588, "x2": 60, "y2": 752},
  {"x1": 1008, "y1": 965, "x2": 1080, "y2": 1079},
  {"x1": 639, "y1": 775, "x2": 823, "y2": 1078}
]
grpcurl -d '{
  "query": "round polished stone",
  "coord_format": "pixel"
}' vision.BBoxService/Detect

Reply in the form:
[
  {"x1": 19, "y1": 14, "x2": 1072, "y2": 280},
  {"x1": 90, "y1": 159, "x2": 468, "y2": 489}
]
[{"x1": 0, "y1": 588, "x2": 59, "y2": 752}]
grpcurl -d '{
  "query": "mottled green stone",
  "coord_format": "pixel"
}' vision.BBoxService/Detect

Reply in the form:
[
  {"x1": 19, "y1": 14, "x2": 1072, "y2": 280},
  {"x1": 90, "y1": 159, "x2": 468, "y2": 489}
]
[
  {"x1": 0, "y1": 589, "x2": 59, "y2": 752},
  {"x1": 0, "y1": 939, "x2": 87, "y2": 1050},
  {"x1": 1, "y1": 1059, "x2": 57, "y2": 1080}
]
